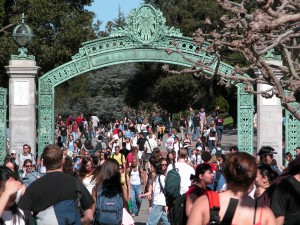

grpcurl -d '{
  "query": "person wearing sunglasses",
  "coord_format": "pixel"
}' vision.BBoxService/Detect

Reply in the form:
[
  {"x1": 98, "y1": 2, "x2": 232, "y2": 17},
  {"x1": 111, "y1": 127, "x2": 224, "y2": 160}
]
[{"x1": 20, "y1": 159, "x2": 39, "y2": 187}]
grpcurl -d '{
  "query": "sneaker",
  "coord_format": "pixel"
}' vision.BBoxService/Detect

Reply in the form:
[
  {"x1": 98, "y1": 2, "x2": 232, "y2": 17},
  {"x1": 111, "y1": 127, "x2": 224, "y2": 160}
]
[
  {"x1": 131, "y1": 214, "x2": 135, "y2": 217},
  {"x1": 135, "y1": 212, "x2": 139, "y2": 216}
]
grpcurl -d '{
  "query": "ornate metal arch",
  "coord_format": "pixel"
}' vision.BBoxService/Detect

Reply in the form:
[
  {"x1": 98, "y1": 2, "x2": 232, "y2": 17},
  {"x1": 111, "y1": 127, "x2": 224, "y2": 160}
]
[
  {"x1": 285, "y1": 103, "x2": 300, "y2": 155},
  {"x1": 38, "y1": 4, "x2": 254, "y2": 154},
  {"x1": 0, "y1": 88, "x2": 7, "y2": 163}
]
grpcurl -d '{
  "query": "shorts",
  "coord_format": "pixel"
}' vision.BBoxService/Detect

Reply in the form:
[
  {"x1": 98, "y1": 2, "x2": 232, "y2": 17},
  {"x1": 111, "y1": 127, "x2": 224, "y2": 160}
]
[
  {"x1": 138, "y1": 150, "x2": 144, "y2": 159},
  {"x1": 142, "y1": 153, "x2": 152, "y2": 161}
]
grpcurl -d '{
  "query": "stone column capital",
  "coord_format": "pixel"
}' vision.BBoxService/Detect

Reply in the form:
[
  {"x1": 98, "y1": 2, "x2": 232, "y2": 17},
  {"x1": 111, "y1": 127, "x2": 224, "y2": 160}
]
[{"x1": 5, "y1": 60, "x2": 40, "y2": 78}]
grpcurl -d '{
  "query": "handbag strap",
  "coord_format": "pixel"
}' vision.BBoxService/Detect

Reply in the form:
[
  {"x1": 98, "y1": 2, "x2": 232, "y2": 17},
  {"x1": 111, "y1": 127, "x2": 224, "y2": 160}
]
[
  {"x1": 221, "y1": 198, "x2": 239, "y2": 225},
  {"x1": 147, "y1": 139, "x2": 152, "y2": 152}
]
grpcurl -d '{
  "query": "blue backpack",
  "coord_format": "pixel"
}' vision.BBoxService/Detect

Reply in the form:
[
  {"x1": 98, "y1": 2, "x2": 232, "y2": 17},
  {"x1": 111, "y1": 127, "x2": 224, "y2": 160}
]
[{"x1": 94, "y1": 185, "x2": 123, "y2": 225}]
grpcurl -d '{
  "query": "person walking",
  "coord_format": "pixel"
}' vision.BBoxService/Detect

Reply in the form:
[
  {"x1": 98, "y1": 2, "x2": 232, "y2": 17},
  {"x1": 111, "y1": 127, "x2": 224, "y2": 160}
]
[
  {"x1": 187, "y1": 152, "x2": 276, "y2": 225},
  {"x1": 18, "y1": 144, "x2": 94, "y2": 225}
]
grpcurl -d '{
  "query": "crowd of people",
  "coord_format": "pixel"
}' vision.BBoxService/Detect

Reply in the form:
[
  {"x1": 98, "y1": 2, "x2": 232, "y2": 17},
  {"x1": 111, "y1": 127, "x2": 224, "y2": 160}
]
[{"x1": 0, "y1": 110, "x2": 300, "y2": 225}]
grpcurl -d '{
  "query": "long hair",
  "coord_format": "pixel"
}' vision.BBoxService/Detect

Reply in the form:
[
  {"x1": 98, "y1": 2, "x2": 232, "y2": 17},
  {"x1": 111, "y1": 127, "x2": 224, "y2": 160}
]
[
  {"x1": 92, "y1": 158, "x2": 122, "y2": 193},
  {"x1": 78, "y1": 157, "x2": 93, "y2": 178},
  {"x1": 0, "y1": 166, "x2": 25, "y2": 224},
  {"x1": 62, "y1": 156, "x2": 75, "y2": 176},
  {"x1": 3, "y1": 158, "x2": 20, "y2": 181}
]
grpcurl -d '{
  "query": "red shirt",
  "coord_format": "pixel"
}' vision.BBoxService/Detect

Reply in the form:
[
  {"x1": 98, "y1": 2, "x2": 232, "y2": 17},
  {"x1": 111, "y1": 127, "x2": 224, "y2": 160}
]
[
  {"x1": 76, "y1": 116, "x2": 83, "y2": 125},
  {"x1": 126, "y1": 152, "x2": 134, "y2": 168}
]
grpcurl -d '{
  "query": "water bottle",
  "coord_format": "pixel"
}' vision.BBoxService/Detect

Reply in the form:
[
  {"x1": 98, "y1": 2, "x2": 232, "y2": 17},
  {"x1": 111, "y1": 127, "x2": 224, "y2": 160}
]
[{"x1": 128, "y1": 199, "x2": 133, "y2": 213}]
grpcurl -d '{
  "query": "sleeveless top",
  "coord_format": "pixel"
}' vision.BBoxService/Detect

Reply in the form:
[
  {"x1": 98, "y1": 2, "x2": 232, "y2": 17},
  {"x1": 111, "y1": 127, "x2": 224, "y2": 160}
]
[
  {"x1": 232, "y1": 203, "x2": 263, "y2": 225},
  {"x1": 129, "y1": 169, "x2": 141, "y2": 185}
]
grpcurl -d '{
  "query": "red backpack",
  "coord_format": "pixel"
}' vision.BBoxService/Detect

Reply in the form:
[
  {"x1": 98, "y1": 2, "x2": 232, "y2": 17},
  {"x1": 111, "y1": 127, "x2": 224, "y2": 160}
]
[{"x1": 205, "y1": 190, "x2": 238, "y2": 225}]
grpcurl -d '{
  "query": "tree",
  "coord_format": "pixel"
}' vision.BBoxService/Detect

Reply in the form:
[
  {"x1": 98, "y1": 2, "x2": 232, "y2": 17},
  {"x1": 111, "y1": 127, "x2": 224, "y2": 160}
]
[
  {"x1": 165, "y1": 0, "x2": 300, "y2": 120},
  {"x1": 143, "y1": 0, "x2": 235, "y2": 116},
  {"x1": 151, "y1": 73, "x2": 199, "y2": 115},
  {"x1": 0, "y1": 0, "x2": 97, "y2": 87}
]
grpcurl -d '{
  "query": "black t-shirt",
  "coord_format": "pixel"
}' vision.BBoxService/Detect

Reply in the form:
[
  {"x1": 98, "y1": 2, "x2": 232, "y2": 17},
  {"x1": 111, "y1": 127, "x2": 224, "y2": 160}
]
[
  {"x1": 59, "y1": 125, "x2": 67, "y2": 137},
  {"x1": 137, "y1": 137, "x2": 147, "y2": 151},
  {"x1": 270, "y1": 176, "x2": 300, "y2": 225},
  {"x1": 193, "y1": 116, "x2": 200, "y2": 128},
  {"x1": 18, "y1": 172, "x2": 94, "y2": 213},
  {"x1": 215, "y1": 118, "x2": 223, "y2": 126},
  {"x1": 120, "y1": 148, "x2": 129, "y2": 158},
  {"x1": 179, "y1": 119, "x2": 186, "y2": 127},
  {"x1": 129, "y1": 125, "x2": 135, "y2": 132}
]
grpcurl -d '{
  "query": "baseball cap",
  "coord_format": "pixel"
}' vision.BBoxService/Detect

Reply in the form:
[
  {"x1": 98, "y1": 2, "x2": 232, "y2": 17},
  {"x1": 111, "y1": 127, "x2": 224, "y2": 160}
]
[
  {"x1": 196, "y1": 146, "x2": 202, "y2": 151},
  {"x1": 257, "y1": 146, "x2": 277, "y2": 156},
  {"x1": 11, "y1": 150, "x2": 16, "y2": 154}
]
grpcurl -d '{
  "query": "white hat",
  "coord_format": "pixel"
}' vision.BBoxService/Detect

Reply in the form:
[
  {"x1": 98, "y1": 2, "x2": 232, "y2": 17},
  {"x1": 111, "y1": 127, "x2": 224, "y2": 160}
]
[
  {"x1": 196, "y1": 146, "x2": 202, "y2": 151},
  {"x1": 11, "y1": 150, "x2": 16, "y2": 154}
]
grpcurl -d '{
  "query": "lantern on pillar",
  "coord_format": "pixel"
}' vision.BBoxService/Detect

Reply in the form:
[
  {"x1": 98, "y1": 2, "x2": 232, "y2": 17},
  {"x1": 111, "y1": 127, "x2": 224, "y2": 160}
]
[{"x1": 12, "y1": 13, "x2": 34, "y2": 59}]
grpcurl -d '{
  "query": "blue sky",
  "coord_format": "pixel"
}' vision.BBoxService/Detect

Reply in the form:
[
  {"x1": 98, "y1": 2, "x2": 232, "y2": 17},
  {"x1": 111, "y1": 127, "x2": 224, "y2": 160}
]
[{"x1": 87, "y1": 0, "x2": 143, "y2": 30}]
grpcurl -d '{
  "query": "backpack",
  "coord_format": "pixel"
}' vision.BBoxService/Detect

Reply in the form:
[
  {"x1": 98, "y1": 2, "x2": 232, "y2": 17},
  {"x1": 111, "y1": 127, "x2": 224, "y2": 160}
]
[
  {"x1": 166, "y1": 185, "x2": 204, "y2": 225},
  {"x1": 95, "y1": 141, "x2": 103, "y2": 151},
  {"x1": 164, "y1": 163, "x2": 181, "y2": 207},
  {"x1": 206, "y1": 190, "x2": 239, "y2": 225},
  {"x1": 94, "y1": 185, "x2": 123, "y2": 225},
  {"x1": 209, "y1": 128, "x2": 216, "y2": 137}
]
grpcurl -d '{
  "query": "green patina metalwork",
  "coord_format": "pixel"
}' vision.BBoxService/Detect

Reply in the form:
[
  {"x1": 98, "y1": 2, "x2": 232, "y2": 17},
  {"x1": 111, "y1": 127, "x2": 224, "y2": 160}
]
[
  {"x1": 38, "y1": 4, "x2": 254, "y2": 154},
  {"x1": 0, "y1": 88, "x2": 7, "y2": 163},
  {"x1": 285, "y1": 102, "x2": 300, "y2": 155},
  {"x1": 11, "y1": 13, "x2": 35, "y2": 60}
]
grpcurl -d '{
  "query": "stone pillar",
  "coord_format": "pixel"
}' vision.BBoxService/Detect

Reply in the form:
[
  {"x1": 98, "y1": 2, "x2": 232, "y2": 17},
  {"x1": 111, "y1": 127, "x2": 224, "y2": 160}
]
[
  {"x1": 256, "y1": 57, "x2": 283, "y2": 165},
  {"x1": 5, "y1": 60, "x2": 40, "y2": 156}
]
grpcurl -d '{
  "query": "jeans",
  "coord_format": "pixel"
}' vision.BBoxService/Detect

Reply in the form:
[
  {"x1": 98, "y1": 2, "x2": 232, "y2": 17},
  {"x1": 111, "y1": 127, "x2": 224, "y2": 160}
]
[
  {"x1": 187, "y1": 147, "x2": 192, "y2": 158},
  {"x1": 146, "y1": 204, "x2": 170, "y2": 225},
  {"x1": 88, "y1": 130, "x2": 93, "y2": 141},
  {"x1": 208, "y1": 139, "x2": 216, "y2": 152},
  {"x1": 72, "y1": 132, "x2": 78, "y2": 141},
  {"x1": 179, "y1": 126, "x2": 185, "y2": 140},
  {"x1": 216, "y1": 125, "x2": 224, "y2": 141},
  {"x1": 131, "y1": 184, "x2": 142, "y2": 215},
  {"x1": 61, "y1": 135, "x2": 67, "y2": 146},
  {"x1": 93, "y1": 126, "x2": 98, "y2": 138},
  {"x1": 192, "y1": 127, "x2": 201, "y2": 141}
]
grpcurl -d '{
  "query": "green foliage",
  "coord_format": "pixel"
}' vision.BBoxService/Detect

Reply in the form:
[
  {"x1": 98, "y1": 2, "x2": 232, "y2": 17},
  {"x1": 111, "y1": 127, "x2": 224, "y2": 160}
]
[
  {"x1": 112, "y1": 5, "x2": 126, "y2": 29},
  {"x1": 211, "y1": 95, "x2": 229, "y2": 114},
  {"x1": 146, "y1": 0, "x2": 224, "y2": 36},
  {"x1": 0, "y1": 0, "x2": 97, "y2": 82},
  {"x1": 151, "y1": 73, "x2": 198, "y2": 113},
  {"x1": 55, "y1": 75, "x2": 91, "y2": 116}
]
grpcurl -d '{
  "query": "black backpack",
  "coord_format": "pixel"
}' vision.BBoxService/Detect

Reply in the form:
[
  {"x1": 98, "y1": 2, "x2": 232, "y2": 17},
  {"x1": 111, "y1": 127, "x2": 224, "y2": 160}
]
[
  {"x1": 95, "y1": 141, "x2": 102, "y2": 151},
  {"x1": 169, "y1": 185, "x2": 204, "y2": 225},
  {"x1": 209, "y1": 128, "x2": 216, "y2": 137}
]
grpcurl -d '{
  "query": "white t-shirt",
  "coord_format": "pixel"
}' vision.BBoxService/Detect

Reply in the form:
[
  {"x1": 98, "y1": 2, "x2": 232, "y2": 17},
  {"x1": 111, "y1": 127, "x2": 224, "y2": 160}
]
[
  {"x1": 2, "y1": 210, "x2": 26, "y2": 225},
  {"x1": 153, "y1": 175, "x2": 166, "y2": 206},
  {"x1": 145, "y1": 138, "x2": 157, "y2": 153},
  {"x1": 206, "y1": 128, "x2": 216, "y2": 141},
  {"x1": 211, "y1": 147, "x2": 225, "y2": 155},
  {"x1": 167, "y1": 162, "x2": 195, "y2": 194},
  {"x1": 191, "y1": 154, "x2": 203, "y2": 165}
]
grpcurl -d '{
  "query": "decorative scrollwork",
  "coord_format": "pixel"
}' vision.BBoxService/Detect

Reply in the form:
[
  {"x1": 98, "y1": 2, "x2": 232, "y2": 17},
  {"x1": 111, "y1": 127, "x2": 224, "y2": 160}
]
[
  {"x1": 110, "y1": 4, "x2": 182, "y2": 46},
  {"x1": 0, "y1": 88, "x2": 7, "y2": 163},
  {"x1": 38, "y1": 4, "x2": 255, "y2": 155}
]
